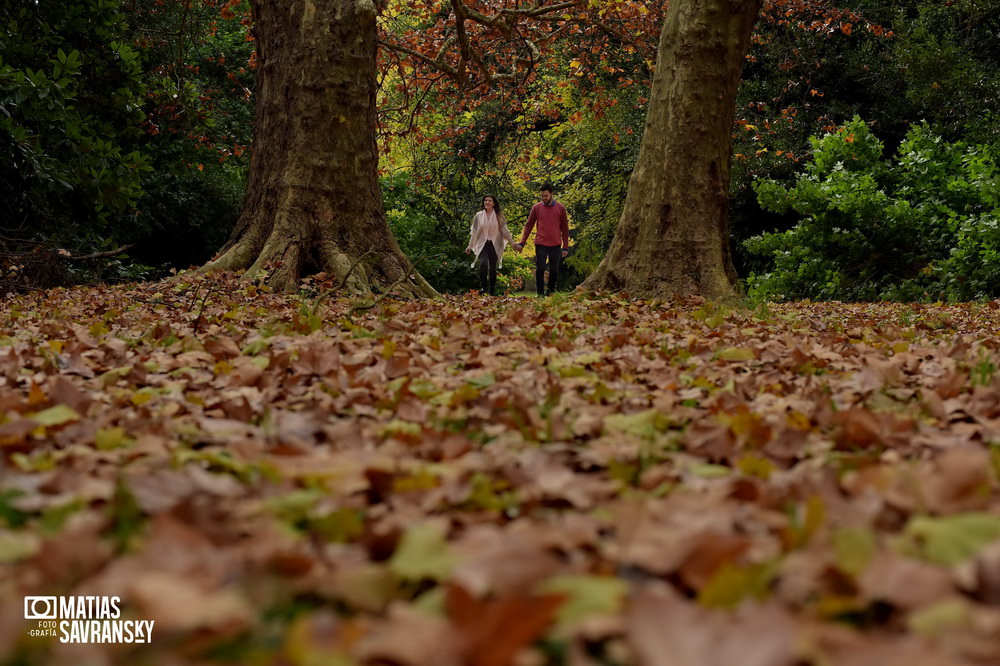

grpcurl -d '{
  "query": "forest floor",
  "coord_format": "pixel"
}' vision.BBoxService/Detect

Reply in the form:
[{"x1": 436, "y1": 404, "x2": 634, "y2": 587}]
[{"x1": 1, "y1": 272, "x2": 999, "y2": 666}]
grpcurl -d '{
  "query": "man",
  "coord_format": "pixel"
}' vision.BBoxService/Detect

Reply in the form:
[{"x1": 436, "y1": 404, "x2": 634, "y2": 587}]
[{"x1": 513, "y1": 183, "x2": 569, "y2": 297}]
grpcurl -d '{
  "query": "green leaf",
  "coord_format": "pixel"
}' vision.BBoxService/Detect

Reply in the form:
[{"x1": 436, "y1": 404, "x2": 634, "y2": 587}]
[
  {"x1": 309, "y1": 509, "x2": 364, "y2": 543},
  {"x1": 388, "y1": 521, "x2": 455, "y2": 582},
  {"x1": 899, "y1": 513, "x2": 1000, "y2": 565},
  {"x1": 108, "y1": 477, "x2": 145, "y2": 553},
  {"x1": 465, "y1": 372, "x2": 496, "y2": 388},
  {"x1": 0, "y1": 491, "x2": 29, "y2": 528},
  {"x1": 688, "y1": 463, "x2": 731, "y2": 478},
  {"x1": 538, "y1": 575, "x2": 627, "y2": 635},
  {"x1": 0, "y1": 529, "x2": 40, "y2": 563},
  {"x1": 604, "y1": 409, "x2": 669, "y2": 440},
  {"x1": 266, "y1": 489, "x2": 322, "y2": 523},
  {"x1": 908, "y1": 598, "x2": 971, "y2": 637}
]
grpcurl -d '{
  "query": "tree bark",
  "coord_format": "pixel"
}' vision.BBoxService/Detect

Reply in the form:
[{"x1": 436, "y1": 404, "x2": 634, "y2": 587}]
[
  {"x1": 583, "y1": 0, "x2": 762, "y2": 300},
  {"x1": 204, "y1": 0, "x2": 434, "y2": 296}
]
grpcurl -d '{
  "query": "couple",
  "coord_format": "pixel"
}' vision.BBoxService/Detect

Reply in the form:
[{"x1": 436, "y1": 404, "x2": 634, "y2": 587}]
[{"x1": 464, "y1": 184, "x2": 570, "y2": 297}]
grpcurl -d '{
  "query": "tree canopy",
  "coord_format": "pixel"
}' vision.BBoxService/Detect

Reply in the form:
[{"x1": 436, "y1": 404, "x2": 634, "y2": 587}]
[{"x1": 0, "y1": 0, "x2": 997, "y2": 297}]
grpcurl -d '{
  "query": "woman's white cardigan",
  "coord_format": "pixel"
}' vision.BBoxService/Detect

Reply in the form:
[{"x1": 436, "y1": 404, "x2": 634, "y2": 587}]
[{"x1": 466, "y1": 210, "x2": 514, "y2": 268}]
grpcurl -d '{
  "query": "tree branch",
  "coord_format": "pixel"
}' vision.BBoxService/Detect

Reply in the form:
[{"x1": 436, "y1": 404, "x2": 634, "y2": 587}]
[{"x1": 61, "y1": 245, "x2": 135, "y2": 262}]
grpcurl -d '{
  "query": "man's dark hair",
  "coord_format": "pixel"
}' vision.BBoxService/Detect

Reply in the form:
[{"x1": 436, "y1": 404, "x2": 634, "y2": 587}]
[{"x1": 540, "y1": 183, "x2": 554, "y2": 193}]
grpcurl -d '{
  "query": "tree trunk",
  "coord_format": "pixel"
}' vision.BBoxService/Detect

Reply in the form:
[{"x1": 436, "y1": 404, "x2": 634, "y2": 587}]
[
  {"x1": 204, "y1": 0, "x2": 434, "y2": 296},
  {"x1": 583, "y1": 0, "x2": 762, "y2": 300}
]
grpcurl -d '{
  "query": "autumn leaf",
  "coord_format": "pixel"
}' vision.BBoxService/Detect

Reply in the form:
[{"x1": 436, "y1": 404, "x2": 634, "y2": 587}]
[
  {"x1": 388, "y1": 520, "x2": 455, "y2": 582},
  {"x1": 28, "y1": 404, "x2": 80, "y2": 428},
  {"x1": 3, "y1": 277, "x2": 1000, "y2": 664},
  {"x1": 898, "y1": 513, "x2": 1000, "y2": 565}
]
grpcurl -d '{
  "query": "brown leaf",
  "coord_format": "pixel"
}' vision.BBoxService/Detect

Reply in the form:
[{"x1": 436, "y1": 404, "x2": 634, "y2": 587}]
[
  {"x1": 446, "y1": 583, "x2": 566, "y2": 666},
  {"x1": 203, "y1": 335, "x2": 242, "y2": 359},
  {"x1": 627, "y1": 584, "x2": 798, "y2": 666},
  {"x1": 355, "y1": 603, "x2": 457, "y2": 666},
  {"x1": 972, "y1": 541, "x2": 1000, "y2": 605},
  {"x1": 858, "y1": 551, "x2": 954, "y2": 610},
  {"x1": 677, "y1": 532, "x2": 752, "y2": 591},
  {"x1": 923, "y1": 446, "x2": 995, "y2": 512},
  {"x1": 49, "y1": 375, "x2": 92, "y2": 413}
]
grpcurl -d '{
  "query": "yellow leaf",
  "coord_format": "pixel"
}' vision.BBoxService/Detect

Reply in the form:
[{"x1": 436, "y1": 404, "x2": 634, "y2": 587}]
[
  {"x1": 698, "y1": 561, "x2": 778, "y2": 608},
  {"x1": 735, "y1": 454, "x2": 774, "y2": 479},
  {"x1": 95, "y1": 427, "x2": 127, "y2": 451},
  {"x1": 833, "y1": 526, "x2": 876, "y2": 575},
  {"x1": 715, "y1": 347, "x2": 755, "y2": 362},
  {"x1": 29, "y1": 404, "x2": 80, "y2": 427},
  {"x1": 388, "y1": 521, "x2": 454, "y2": 582},
  {"x1": 786, "y1": 411, "x2": 811, "y2": 430}
]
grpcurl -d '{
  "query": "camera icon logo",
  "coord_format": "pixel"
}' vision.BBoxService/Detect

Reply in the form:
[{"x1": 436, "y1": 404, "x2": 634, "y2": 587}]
[{"x1": 24, "y1": 597, "x2": 57, "y2": 620}]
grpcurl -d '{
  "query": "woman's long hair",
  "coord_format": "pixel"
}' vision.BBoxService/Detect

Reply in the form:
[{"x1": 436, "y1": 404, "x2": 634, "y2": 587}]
[{"x1": 482, "y1": 194, "x2": 506, "y2": 223}]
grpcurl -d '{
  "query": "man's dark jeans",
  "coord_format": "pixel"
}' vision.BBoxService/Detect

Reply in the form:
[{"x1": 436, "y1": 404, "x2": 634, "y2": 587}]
[{"x1": 535, "y1": 244, "x2": 562, "y2": 296}]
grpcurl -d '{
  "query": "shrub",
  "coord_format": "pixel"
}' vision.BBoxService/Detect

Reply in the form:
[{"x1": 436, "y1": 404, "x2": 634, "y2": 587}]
[
  {"x1": 0, "y1": 2, "x2": 150, "y2": 241},
  {"x1": 745, "y1": 117, "x2": 1000, "y2": 301}
]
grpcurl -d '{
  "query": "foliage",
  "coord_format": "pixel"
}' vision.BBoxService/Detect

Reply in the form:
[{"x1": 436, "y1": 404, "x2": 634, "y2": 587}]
[
  {"x1": 127, "y1": 0, "x2": 255, "y2": 269},
  {"x1": 378, "y1": 0, "x2": 894, "y2": 279},
  {"x1": 0, "y1": 0, "x2": 255, "y2": 285},
  {"x1": 733, "y1": 1, "x2": 1000, "y2": 275},
  {"x1": 745, "y1": 117, "x2": 1000, "y2": 301},
  {"x1": 0, "y1": 0, "x2": 150, "y2": 241},
  {"x1": 3, "y1": 276, "x2": 1000, "y2": 663},
  {"x1": 887, "y1": 0, "x2": 1000, "y2": 146}
]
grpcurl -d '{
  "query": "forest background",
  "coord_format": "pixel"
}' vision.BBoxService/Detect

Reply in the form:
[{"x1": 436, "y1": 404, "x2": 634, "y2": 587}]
[
  {"x1": 1, "y1": 0, "x2": 998, "y2": 299},
  {"x1": 4, "y1": 3, "x2": 1000, "y2": 664}
]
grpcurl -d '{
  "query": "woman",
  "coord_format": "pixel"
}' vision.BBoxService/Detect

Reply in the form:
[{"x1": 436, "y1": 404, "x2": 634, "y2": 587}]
[{"x1": 465, "y1": 194, "x2": 513, "y2": 295}]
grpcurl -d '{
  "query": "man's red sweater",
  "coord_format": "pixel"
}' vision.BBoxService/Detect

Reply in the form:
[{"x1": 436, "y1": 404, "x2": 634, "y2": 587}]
[{"x1": 520, "y1": 201, "x2": 569, "y2": 249}]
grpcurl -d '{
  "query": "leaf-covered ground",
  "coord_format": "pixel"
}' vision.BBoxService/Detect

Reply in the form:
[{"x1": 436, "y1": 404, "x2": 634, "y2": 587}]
[{"x1": 2, "y1": 273, "x2": 1000, "y2": 666}]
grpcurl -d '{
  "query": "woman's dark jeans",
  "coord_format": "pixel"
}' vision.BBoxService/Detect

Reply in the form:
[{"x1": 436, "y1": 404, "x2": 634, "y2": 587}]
[{"x1": 478, "y1": 240, "x2": 498, "y2": 294}]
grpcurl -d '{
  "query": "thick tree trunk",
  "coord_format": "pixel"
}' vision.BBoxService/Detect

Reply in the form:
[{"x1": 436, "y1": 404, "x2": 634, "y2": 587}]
[
  {"x1": 204, "y1": 0, "x2": 434, "y2": 296},
  {"x1": 583, "y1": 0, "x2": 762, "y2": 300}
]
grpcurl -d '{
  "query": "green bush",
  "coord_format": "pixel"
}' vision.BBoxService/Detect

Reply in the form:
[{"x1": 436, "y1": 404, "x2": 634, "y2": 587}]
[
  {"x1": 745, "y1": 117, "x2": 999, "y2": 302},
  {"x1": 0, "y1": 1, "x2": 150, "y2": 241}
]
